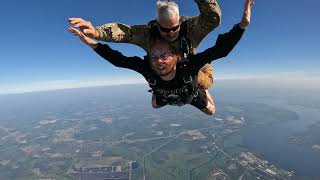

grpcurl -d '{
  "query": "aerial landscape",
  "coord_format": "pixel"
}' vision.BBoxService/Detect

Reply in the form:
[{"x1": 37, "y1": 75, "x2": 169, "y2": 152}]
[
  {"x1": 1, "y1": 1, "x2": 320, "y2": 179},
  {"x1": 0, "y1": 80, "x2": 319, "y2": 180}
]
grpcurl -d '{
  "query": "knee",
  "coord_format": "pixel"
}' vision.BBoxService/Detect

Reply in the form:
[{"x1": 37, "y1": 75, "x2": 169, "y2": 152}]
[
  {"x1": 204, "y1": 103, "x2": 216, "y2": 115},
  {"x1": 210, "y1": 106, "x2": 216, "y2": 115},
  {"x1": 201, "y1": 108, "x2": 214, "y2": 115},
  {"x1": 206, "y1": 108, "x2": 216, "y2": 115},
  {"x1": 152, "y1": 100, "x2": 163, "y2": 109},
  {"x1": 152, "y1": 103, "x2": 161, "y2": 109}
]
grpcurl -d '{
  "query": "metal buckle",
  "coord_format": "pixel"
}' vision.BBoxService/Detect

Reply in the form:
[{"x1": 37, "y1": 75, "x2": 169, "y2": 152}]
[
  {"x1": 148, "y1": 79, "x2": 156, "y2": 86},
  {"x1": 183, "y1": 76, "x2": 192, "y2": 84}
]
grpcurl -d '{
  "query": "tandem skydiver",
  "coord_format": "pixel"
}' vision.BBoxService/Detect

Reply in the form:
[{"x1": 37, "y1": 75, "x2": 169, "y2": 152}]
[
  {"x1": 69, "y1": 0, "x2": 221, "y2": 109},
  {"x1": 68, "y1": 0, "x2": 253, "y2": 115}
]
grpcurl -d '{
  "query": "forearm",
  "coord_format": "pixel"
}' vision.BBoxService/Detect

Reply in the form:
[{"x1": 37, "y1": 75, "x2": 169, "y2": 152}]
[
  {"x1": 88, "y1": 42, "x2": 98, "y2": 49},
  {"x1": 189, "y1": 0, "x2": 222, "y2": 47},
  {"x1": 93, "y1": 43, "x2": 145, "y2": 72},
  {"x1": 93, "y1": 43, "x2": 124, "y2": 67},
  {"x1": 95, "y1": 23, "x2": 149, "y2": 49},
  {"x1": 95, "y1": 23, "x2": 131, "y2": 42},
  {"x1": 152, "y1": 95, "x2": 163, "y2": 109},
  {"x1": 195, "y1": 0, "x2": 221, "y2": 29},
  {"x1": 238, "y1": 0, "x2": 253, "y2": 29},
  {"x1": 193, "y1": 0, "x2": 253, "y2": 65},
  {"x1": 207, "y1": 23, "x2": 245, "y2": 59},
  {"x1": 192, "y1": 23, "x2": 245, "y2": 69}
]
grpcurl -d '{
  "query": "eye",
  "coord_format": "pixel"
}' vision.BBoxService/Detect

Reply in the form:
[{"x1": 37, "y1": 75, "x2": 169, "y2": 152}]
[
  {"x1": 161, "y1": 52, "x2": 173, "y2": 59},
  {"x1": 151, "y1": 56, "x2": 158, "y2": 62}
]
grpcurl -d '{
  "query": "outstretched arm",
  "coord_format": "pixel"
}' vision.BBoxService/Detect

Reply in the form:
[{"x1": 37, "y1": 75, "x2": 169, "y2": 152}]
[
  {"x1": 68, "y1": 18, "x2": 149, "y2": 51},
  {"x1": 239, "y1": 0, "x2": 254, "y2": 29},
  {"x1": 96, "y1": 23, "x2": 149, "y2": 49},
  {"x1": 191, "y1": 0, "x2": 254, "y2": 69},
  {"x1": 68, "y1": 27, "x2": 146, "y2": 73}
]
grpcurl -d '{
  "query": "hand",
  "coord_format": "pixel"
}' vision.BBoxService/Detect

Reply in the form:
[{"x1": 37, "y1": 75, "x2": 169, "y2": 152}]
[
  {"x1": 68, "y1": 27, "x2": 98, "y2": 49},
  {"x1": 239, "y1": 0, "x2": 254, "y2": 29},
  {"x1": 68, "y1": 18, "x2": 100, "y2": 38}
]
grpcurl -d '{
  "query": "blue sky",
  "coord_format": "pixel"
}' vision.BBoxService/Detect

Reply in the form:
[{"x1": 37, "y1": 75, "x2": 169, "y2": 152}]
[{"x1": 0, "y1": 0, "x2": 319, "y2": 94}]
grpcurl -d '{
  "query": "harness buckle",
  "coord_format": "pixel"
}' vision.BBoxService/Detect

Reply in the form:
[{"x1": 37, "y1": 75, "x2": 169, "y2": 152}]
[
  {"x1": 148, "y1": 79, "x2": 156, "y2": 86},
  {"x1": 183, "y1": 76, "x2": 193, "y2": 84}
]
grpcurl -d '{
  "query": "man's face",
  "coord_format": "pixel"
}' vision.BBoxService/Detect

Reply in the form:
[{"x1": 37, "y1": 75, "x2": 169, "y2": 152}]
[
  {"x1": 158, "y1": 15, "x2": 180, "y2": 42},
  {"x1": 150, "y1": 42, "x2": 178, "y2": 77}
]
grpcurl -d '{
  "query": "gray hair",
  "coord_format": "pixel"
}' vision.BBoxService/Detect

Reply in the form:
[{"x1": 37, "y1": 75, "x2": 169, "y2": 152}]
[{"x1": 156, "y1": 1, "x2": 180, "y2": 21}]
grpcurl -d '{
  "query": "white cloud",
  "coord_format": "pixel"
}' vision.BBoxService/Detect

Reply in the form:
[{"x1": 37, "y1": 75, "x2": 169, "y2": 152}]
[
  {"x1": 216, "y1": 71, "x2": 320, "y2": 80},
  {"x1": 0, "y1": 77, "x2": 145, "y2": 95},
  {"x1": 216, "y1": 71, "x2": 320, "y2": 90},
  {"x1": 1, "y1": 71, "x2": 319, "y2": 95}
]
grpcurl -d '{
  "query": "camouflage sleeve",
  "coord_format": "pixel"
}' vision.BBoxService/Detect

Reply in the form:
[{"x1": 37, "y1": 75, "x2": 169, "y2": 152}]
[
  {"x1": 95, "y1": 23, "x2": 150, "y2": 51},
  {"x1": 188, "y1": 0, "x2": 222, "y2": 48}
]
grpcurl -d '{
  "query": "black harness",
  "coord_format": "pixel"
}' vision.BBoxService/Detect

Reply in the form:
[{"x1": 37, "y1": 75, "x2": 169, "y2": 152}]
[{"x1": 146, "y1": 60, "x2": 200, "y2": 106}]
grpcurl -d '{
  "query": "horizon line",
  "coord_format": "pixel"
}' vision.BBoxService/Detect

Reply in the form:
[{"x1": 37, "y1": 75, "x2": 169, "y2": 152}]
[{"x1": 1, "y1": 72, "x2": 319, "y2": 95}]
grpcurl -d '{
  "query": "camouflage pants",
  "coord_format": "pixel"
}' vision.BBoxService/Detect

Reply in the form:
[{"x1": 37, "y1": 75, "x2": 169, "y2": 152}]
[{"x1": 197, "y1": 63, "x2": 214, "y2": 90}]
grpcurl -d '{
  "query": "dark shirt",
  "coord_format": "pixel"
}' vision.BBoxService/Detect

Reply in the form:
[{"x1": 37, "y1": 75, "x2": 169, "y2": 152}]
[{"x1": 93, "y1": 24, "x2": 245, "y2": 106}]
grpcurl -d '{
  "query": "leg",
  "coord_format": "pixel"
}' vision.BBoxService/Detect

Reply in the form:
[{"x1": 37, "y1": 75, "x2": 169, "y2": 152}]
[
  {"x1": 201, "y1": 90, "x2": 216, "y2": 115},
  {"x1": 190, "y1": 89, "x2": 215, "y2": 115},
  {"x1": 151, "y1": 95, "x2": 166, "y2": 109},
  {"x1": 205, "y1": 89, "x2": 214, "y2": 105},
  {"x1": 152, "y1": 95, "x2": 161, "y2": 109},
  {"x1": 201, "y1": 101, "x2": 216, "y2": 115}
]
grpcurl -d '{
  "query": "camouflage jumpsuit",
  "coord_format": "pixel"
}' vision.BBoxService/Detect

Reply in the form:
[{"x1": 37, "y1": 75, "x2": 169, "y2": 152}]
[{"x1": 95, "y1": 0, "x2": 221, "y2": 89}]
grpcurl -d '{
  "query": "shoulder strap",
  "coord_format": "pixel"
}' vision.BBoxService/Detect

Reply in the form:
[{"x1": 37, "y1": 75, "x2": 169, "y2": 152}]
[{"x1": 179, "y1": 20, "x2": 193, "y2": 57}]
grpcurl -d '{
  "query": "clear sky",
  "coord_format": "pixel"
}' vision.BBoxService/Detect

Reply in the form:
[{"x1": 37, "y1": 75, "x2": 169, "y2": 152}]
[{"x1": 0, "y1": 0, "x2": 319, "y2": 94}]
